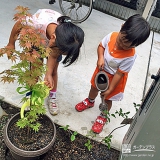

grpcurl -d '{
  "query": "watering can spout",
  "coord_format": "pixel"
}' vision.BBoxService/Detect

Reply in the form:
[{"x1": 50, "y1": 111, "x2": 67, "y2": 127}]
[{"x1": 99, "y1": 95, "x2": 108, "y2": 112}]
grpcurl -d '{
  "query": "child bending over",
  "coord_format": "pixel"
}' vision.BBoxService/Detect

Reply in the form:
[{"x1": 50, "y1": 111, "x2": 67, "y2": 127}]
[{"x1": 6, "y1": 9, "x2": 84, "y2": 116}]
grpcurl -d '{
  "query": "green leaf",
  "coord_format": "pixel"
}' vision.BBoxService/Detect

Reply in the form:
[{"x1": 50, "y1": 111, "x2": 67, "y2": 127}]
[
  {"x1": 59, "y1": 125, "x2": 69, "y2": 131},
  {"x1": 16, "y1": 118, "x2": 28, "y2": 128},
  {"x1": 126, "y1": 111, "x2": 130, "y2": 114},
  {"x1": 73, "y1": 131, "x2": 78, "y2": 136},
  {"x1": 85, "y1": 140, "x2": 92, "y2": 151},
  {"x1": 111, "y1": 114, "x2": 116, "y2": 118},
  {"x1": 71, "y1": 134, "x2": 76, "y2": 141},
  {"x1": 133, "y1": 102, "x2": 136, "y2": 106},
  {"x1": 32, "y1": 123, "x2": 41, "y2": 132},
  {"x1": 107, "y1": 143, "x2": 111, "y2": 149}
]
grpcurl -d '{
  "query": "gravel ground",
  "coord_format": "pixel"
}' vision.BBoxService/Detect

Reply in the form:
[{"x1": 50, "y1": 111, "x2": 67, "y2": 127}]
[{"x1": 0, "y1": 101, "x2": 120, "y2": 160}]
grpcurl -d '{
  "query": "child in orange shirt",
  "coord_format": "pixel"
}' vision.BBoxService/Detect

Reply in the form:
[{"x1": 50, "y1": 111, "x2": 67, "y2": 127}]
[{"x1": 75, "y1": 14, "x2": 150, "y2": 134}]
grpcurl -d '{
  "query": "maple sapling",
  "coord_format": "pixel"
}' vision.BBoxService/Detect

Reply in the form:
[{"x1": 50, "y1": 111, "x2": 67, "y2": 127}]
[{"x1": 0, "y1": 6, "x2": 51, "y2": 132}]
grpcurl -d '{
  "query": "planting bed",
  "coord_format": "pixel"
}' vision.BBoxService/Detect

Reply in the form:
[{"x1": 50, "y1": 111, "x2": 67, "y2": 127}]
[{"x1": 0, "y1": 101, "x2": 120, "y2": 160}]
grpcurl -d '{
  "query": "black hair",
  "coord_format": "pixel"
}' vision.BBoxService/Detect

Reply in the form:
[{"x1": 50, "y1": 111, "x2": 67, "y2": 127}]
[
  {"x1": 120, "y1": 14, "x2": 150, "y2": 47},
  {"x1": 55, "y1": 16, "x2": 84, "y2": 67}
]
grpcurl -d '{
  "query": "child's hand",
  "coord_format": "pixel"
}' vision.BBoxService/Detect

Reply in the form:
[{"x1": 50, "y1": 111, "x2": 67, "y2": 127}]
[
  {"x1": 44, "y1": 75, "x2": 54, "y2": 89},
  {"x1": 100, "y1": 89, "x2": 111, "y2": 99},
  {"x1": 44, "y1": 81, "x2": 53, "y2": 89},
  {"x1": 97, "y1": 58, "x2": 105, "y2": 70}
]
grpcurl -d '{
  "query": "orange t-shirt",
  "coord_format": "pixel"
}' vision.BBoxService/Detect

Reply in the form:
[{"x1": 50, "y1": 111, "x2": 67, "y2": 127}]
[{"x1": 91, "y1": 32, "x2": 137, "y2": 101}]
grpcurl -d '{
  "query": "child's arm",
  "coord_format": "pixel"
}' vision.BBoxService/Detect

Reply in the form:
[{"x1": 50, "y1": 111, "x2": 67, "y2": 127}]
[
  {"x1": 97, "y1": 42, "x2": 105, "y2": 70},
  {"x1": 101, "y1": 70, "x2": 124, "y2": 98},
  {"x1": 44, "y1": 51, "x2": 59, "y2": 89},
  {"x1": 6, "y1": 20, "x2": 22, "y2": 49},
  {"x1": 44, "y1": 56, "x2": 56, "y2": 89}
]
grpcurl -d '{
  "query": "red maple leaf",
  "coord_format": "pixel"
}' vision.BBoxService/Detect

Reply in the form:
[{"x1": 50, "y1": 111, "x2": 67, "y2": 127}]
[{"x1": 25, "y1": 42, "x2": 32, "y2": 49}]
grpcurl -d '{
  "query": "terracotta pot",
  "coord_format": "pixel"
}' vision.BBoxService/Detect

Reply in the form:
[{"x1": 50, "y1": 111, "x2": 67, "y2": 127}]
[{"x1": 3, "y1": 113, "x2": 56, "y2": 160}]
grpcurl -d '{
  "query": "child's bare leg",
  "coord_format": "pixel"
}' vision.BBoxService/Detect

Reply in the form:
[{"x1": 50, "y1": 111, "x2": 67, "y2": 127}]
[
  {"x1": 51, "y1": 62, "x2": 59, "y2": 91},
  {"x1": 105, "y1": 100, "x2": 112, "y2": 111},
  {"x1": 48, "y1": 62, "x2": 59, "y2": 115},
  {"x1": 88, "y1": 85, "x2": 99, "y2": 100}
]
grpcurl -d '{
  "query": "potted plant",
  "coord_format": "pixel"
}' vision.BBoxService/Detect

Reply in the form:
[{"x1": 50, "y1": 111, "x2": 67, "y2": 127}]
[{"x1": 0, "y1": 6, "x2": 56, "y2": 160}]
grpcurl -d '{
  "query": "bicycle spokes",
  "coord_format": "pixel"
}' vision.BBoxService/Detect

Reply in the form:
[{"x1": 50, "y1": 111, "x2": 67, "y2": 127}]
[{"x1": 59, "y1": 0, "x2": 93, "y2": 23}]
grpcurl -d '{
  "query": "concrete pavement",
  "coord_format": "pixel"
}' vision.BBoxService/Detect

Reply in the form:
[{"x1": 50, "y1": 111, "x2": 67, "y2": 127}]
[{"x1": 0, "y1": 0, "x2": 160, "y2": 151}]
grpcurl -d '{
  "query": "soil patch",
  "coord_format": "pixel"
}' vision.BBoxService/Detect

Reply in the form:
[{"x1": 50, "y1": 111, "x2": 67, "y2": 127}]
[{"x1": 0, "y1": 101, "x2": 120, "y2": 160}]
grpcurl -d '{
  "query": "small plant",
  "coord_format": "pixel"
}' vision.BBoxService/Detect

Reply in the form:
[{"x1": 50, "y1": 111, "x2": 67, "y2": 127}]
[
  {"x1": 0, "y1": 6, "x2": 51, "y2": 132},
  {"x1": 59, "y1": 125, "x2": 94, "y2": 151},
  {"x1": 60, "y1": 125, "x2": 78, "y2": 142},
  {"x1": 133, "y1": 102, "x2": 141, "y2": 112},
  {"x1": 114, "y1": 108, "x2": 130, "y2": 119},
  {"x1": 85, "y1": 140, "x2": 93, "y2": 151},
  {"x1": 101, "y1": 135, "x2": 113, "y2": 149},
  {"x1": 71, "y1": 131, "x2": 78, "y2": 141},
  {"x1": 102, "y1": 110, "x2": 112, "y2": 122},
  {"x1": 59, "y1": 125, "x2": 70, "y2": 131},
  {"x1": 60, "y1": 125, "x2": 94, "y2": 150}
]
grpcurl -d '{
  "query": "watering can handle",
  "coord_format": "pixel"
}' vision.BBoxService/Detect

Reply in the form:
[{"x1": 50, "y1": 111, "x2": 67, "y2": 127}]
[{"x1": 99, "y1": 67, "x2": 103, "y2": 71}]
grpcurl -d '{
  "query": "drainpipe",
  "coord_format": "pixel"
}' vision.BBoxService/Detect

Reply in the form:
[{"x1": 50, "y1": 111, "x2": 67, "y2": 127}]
[
  {"x1": 142, "y1": 0, "x2": 157, "y2": 21},
  {"x1": 142, "y1": 0, "x2": 156, "y2": 98}
]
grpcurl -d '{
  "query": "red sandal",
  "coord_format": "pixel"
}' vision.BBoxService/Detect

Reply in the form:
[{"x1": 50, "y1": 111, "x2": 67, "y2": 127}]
[
  {"x1": 75, "y1": 98, "x2": 94, "y2": 112},
  {"x1": 91, "y1": 116, "x2": 107, "y2": 134}
]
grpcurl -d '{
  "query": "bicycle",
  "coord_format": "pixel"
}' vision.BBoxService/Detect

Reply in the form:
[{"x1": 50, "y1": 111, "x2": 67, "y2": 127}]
[{"x1": 49, "y1": 0, "x2": 94, "y2": 23}]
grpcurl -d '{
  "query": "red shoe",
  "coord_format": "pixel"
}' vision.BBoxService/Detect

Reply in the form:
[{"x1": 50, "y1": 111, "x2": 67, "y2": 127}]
[
  {"x1": 75, "y1": 98, "x2": 94, "y2": 112},
  {"x1": 91, "y1": 116, "x2": 107, "y2": 134}
]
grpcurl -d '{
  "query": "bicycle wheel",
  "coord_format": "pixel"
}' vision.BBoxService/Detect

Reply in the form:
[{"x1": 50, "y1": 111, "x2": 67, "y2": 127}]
[{"x1": 59, "y1": 0, "x2": 93, "y2": 23}]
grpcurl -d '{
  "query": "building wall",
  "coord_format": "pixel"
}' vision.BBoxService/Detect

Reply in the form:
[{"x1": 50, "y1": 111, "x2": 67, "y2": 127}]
[{"x1": 93, "y1": 0, "x2": 160, "y2": 33}]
